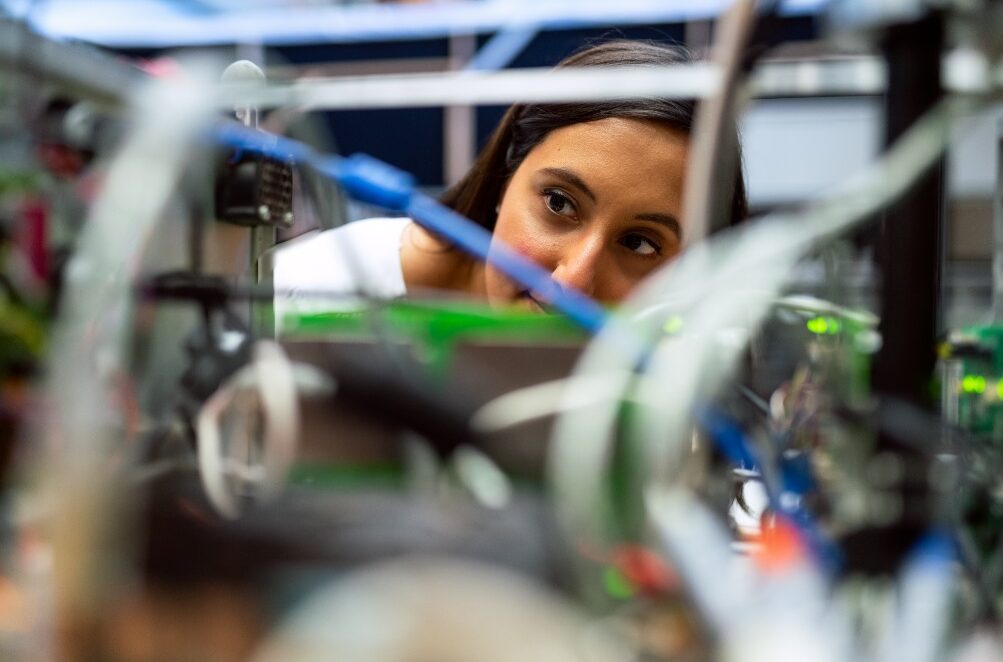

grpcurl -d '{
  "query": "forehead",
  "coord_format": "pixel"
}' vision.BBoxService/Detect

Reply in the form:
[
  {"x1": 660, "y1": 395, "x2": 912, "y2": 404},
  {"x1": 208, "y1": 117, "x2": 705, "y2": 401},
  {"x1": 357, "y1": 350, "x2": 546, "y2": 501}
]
[{"x1": 518, "y1": 117, "x2": 689, "y2": 200}]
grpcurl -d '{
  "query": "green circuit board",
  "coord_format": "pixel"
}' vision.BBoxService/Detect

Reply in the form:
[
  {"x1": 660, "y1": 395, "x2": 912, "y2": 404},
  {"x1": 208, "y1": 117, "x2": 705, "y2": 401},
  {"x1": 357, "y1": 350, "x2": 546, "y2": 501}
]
[
  {"x1": 279, "y1": 299, "x2": 588, "y2": 371},
  {"x1": 940, "y1": 325, "x2": 1003, "y2": 439}
]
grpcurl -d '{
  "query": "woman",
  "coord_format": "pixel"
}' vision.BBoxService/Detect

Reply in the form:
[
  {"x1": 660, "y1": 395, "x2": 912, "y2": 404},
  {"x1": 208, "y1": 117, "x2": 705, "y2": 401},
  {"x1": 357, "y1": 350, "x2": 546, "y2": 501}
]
[{"x1": 274, "y1": 40, "x2": 747, "y2": 312}]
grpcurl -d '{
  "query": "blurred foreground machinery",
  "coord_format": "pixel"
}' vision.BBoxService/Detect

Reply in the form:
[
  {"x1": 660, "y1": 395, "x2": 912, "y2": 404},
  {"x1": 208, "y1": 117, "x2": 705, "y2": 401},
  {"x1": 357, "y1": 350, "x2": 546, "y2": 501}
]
[{"x1": 7, "y1": 0, "x2": 1003, "y2": 661}]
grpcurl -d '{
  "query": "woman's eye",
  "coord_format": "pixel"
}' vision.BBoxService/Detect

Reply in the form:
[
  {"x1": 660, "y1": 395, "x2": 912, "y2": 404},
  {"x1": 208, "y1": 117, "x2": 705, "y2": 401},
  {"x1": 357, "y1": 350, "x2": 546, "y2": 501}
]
[
  {"x1": 543, "y1": 190, "x2": 576, "y2": 217},
  {"x1": 621, "y1": 234, "x2": 660, "y2": 256}
]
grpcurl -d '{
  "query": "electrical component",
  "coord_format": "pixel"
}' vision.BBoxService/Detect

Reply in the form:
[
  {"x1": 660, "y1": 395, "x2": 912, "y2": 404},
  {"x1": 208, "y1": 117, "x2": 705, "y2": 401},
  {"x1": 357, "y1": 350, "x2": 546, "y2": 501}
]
[
  {"x1": 940, "y1": 326, "x2": 1003, "y2": 438},
  {"x1": 214, "y1": 60, "x2": 294, "y2": 228},
  {"x1": 214, "y1": 146, "x2": 295, "y2": 227}
]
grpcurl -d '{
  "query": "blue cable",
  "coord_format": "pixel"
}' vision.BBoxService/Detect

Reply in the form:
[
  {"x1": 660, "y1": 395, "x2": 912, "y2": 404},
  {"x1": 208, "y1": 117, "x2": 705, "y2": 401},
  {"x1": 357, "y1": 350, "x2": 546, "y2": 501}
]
[
  {"x1": 466, "y1": 26, "x2": 539, "y2": 72},
  {"x1": 213, "y1": 123, "x2": 610, "y2": 334},
  {"x1": 907, "y1": 529, "x2": 956, "y2": 567},
  {"x1": 405, "y1": 196, "x2": 608, "y2": 333},
  {"x1": 696, "y1": 406, "x2": 842, "y2": 572}
]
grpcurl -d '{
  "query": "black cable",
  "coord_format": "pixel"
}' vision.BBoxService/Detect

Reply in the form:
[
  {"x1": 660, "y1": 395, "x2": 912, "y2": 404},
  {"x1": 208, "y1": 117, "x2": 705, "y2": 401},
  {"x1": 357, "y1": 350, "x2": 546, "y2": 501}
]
[
  {"x1": 735, "y1": 383, "x2": 770, "y2": 417},
  {"x1": 318, "y1": 345, "x2": 478, "y2": 459}
]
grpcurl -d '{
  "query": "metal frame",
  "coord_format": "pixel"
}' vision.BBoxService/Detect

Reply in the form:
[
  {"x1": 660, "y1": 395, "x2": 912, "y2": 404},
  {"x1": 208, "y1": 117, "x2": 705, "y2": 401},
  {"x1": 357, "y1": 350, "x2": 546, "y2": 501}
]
[
  {"x1": 219, "y1": 57, "x2": 895, "y2": 112},
  {"x1": 0, "y1": 18, "x2": 141, "y2": 106},
  {"x1": 20, "y1": 0, "x2": 828, "y2": 48}
]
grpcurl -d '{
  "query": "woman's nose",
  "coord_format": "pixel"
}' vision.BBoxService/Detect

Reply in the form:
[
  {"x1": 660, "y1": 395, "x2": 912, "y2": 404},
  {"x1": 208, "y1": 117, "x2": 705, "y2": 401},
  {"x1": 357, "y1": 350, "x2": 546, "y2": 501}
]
[{"x1": 550, "y1": 235, "x2": 604, "y2": 297}]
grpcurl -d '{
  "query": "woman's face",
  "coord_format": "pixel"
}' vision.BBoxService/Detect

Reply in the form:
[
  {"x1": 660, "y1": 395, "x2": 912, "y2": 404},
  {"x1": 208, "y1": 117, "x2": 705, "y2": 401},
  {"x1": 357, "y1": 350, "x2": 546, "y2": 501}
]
[{"x1": 485, "y1": 117, "x2": 689, "y2": 310}]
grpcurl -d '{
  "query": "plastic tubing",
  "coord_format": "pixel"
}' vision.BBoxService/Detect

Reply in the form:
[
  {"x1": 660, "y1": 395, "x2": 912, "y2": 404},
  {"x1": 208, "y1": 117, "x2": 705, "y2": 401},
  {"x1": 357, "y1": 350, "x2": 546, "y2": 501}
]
[{"x1": 212, "y1": 124, "x2": 610, "y2": 334}]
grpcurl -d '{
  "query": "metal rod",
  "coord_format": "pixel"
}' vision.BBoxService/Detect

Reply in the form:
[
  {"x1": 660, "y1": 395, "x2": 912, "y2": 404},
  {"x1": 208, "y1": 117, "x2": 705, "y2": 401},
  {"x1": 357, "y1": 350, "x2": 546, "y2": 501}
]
[
  {"x1": 992, "y1": 115, "x2": 1003, "y2": 320},
  {"x1": 872, "y1": 14, "x2": 945, "y2": 408},
  {"x1": 218, "y1": 58, "x2": 896, "y2": 112},
  {"x1": 0, "y1": 18, "x2": 141, "y2": 106},
  {"x1": 26, "y1": 0, "x2": 827, "y2": 48}
]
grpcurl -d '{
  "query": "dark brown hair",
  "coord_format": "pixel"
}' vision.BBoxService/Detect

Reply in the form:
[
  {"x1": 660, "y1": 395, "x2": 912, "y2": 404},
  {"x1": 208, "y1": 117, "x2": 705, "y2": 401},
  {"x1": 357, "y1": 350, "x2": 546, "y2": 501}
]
[{"x1": 440, "y1": 39, "x2": 747, "y2": 232}]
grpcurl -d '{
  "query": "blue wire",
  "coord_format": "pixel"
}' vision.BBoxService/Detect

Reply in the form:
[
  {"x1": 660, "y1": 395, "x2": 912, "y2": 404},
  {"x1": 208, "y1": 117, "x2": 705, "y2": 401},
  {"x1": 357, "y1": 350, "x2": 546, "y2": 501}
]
[
  {"x1": 213, "y1": 123, "x2": 610, "y2": 334},
  {"x1": 697, "y1": 406, "x2": 842, "y2": 572},
  {"x1": 405, "y1": 196, "x2": 608, "y2": 333},
  {"x1": 466, "y1": 26, "x2": 539, "y2": 72},
  {"x1": 907, "y1": 529, "x2": 956, "y2": 567}
]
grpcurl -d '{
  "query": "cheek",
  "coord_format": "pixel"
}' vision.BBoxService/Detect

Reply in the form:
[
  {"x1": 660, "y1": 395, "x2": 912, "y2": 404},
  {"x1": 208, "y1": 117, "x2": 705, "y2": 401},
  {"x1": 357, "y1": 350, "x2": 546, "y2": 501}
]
[
  {"x1": 493, "y1": 204, "x2": 560, "y2": 266},
  {"x1": 483, "y1": 207, "x2": 550, "y2": 302},
  {"x1": 597, "y1": 276, "x2": 635, "y2": 304},
  {"x1": 600, "y1": 253, "x2": 677, "y2": 303}
]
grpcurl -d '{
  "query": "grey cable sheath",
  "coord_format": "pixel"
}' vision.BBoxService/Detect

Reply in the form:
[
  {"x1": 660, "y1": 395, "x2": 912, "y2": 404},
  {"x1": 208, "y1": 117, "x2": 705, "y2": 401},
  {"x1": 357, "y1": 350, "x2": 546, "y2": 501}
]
[
  {"x1": 681, "y1": 0, "x2": 757, "y2": 246},
  {"x1": 37, "y1": 62, "x2": 217, "y2": 622}
]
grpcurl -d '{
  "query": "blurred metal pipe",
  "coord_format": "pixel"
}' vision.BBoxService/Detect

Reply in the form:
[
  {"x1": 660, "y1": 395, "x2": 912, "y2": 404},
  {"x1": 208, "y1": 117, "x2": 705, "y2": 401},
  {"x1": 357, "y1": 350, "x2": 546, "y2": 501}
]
[
  {"x1": 27, "y1": 0, "x2": 827, "y2": 49},
  {"x1": 224, "y1": 52, "x2": 1003, "y2": 111},
  {"x1": 221, "y1": 57, "x2": 893, "y2": 111},
  {"x1": 0, "y1": 18, "x2": 142, "y2": 106}
]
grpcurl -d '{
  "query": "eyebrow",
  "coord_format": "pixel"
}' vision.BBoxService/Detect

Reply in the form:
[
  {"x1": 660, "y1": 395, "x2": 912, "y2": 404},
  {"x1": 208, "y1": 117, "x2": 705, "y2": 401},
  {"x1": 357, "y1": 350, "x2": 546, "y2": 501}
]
[
  {"x1": 635, "y1": 213, "x2": 683, "y2": 240},
  {"x1": 540, "y1": 166, "x2": 683, "y2": 240},
  {"x1": 540, "y1": 167, "x2": 597, "y2": 203}
]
